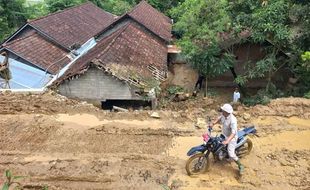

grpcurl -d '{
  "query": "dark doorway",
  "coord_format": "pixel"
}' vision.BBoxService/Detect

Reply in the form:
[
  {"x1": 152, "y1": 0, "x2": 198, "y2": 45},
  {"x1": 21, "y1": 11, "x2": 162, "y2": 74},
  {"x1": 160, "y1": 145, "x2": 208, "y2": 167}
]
[{"x1": 101, "y1": 99, "x2": 152, "y2": 110}]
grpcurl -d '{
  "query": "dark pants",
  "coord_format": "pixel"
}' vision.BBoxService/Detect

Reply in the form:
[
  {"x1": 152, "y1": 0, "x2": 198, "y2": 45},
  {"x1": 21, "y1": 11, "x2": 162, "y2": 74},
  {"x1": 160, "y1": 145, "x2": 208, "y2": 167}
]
[{"x1": 195, "y1": 76, "x2": 204, "y2": 90}]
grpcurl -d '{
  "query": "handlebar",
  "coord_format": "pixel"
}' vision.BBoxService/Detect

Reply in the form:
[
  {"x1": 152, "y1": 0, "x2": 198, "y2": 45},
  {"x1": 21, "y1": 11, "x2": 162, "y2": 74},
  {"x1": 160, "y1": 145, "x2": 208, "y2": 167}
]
[{"x1": 208, "y1": 127, "x2": 212, "y2": 132}]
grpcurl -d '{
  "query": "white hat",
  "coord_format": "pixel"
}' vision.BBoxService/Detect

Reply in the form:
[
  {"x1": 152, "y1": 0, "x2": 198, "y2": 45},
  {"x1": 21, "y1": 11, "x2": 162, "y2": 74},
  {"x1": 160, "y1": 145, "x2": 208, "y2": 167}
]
[{"x1": 221, "y1": 103, "x2": 233, "y2": 114}]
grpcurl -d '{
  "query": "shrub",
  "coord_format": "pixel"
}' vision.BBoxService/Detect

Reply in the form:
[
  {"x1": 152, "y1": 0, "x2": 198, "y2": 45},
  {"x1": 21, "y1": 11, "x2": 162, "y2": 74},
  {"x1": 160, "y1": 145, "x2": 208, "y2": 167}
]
[
  {"x1": 304, "y1": 91, "x2": 310, "y2": 99},
  {"x1": 242, "y1": 90, "x2": 271, "y2": 106},
  {"x1": 167, "y1": 85, "x2": 184, "y2": 95}
]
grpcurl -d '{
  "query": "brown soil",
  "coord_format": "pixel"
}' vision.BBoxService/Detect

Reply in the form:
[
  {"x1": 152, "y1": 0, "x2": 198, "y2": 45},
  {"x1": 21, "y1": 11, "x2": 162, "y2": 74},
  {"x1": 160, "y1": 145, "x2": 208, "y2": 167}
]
[
  {"x1": 0, "y1": 91, "x2": 99, "y2": 114},
  {"x1": 0, "y1": 92, "x2": 309, "y2": 190}
]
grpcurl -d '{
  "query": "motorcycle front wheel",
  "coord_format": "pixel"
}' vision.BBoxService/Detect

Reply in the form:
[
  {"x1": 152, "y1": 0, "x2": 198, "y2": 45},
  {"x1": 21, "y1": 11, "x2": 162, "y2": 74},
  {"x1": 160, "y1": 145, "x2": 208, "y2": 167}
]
[{"x1": 185, "y1": 153, "x2": 210, "y2": 176}]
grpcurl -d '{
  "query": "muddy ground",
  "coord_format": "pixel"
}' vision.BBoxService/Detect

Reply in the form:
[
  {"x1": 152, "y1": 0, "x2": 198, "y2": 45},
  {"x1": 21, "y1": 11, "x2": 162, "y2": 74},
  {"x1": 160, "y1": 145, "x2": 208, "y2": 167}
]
[{"x1": 0, "y1": 91, "x2": 309, "y2": 190}]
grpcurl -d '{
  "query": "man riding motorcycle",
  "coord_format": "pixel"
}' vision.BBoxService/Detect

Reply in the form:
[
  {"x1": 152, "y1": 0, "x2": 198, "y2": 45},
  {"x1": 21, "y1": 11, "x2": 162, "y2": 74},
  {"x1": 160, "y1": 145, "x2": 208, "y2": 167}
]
[{"x1": 210, "y1": 103, "x2": 244, "y2": 175}]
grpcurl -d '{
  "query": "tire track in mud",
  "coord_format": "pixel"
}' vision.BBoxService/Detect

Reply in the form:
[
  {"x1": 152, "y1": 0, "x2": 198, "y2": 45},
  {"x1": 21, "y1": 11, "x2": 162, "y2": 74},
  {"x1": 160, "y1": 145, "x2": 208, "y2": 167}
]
[
  {"x1": 0, "y1": 113, "x2": 193, "y2": 190},
  {"x1": 0, "y1": 151, "x2": 177, "y2": 190}
]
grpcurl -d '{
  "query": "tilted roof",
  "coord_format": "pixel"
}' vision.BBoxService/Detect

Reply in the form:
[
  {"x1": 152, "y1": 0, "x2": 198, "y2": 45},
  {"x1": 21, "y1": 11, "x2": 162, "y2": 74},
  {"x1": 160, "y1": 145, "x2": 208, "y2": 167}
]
[
  {"x1": 128, "y1": 1, "x2": 172, "y2": 41},
  {"x1": 3, "y1": 31, "x2": 71, "y2": 74},
  {"x1": 53, "y1": 21, "x2": 168, "y2": 87},
  {"x1": 29, "y1": 2, "x2": 116, "y2": 49}
]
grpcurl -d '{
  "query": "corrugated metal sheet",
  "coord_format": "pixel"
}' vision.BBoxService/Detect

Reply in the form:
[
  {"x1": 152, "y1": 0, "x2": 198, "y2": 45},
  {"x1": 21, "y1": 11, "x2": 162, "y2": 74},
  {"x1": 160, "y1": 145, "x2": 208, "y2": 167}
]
[
  {"x1": 0, "y1": 55, "x2": 53, "y2": 89},
  {"x1": 0, "y1": 37, "x2": 96, "y2": 90},
  {"x1": 46, "y1": 37, "x2": 97, "y2": 86}
]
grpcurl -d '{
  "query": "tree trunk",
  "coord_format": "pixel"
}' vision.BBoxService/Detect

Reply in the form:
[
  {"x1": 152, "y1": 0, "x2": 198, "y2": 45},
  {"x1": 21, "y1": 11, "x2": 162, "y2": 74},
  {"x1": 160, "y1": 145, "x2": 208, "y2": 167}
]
[
  {"x1": 204, "y1": 76, "x2": 208, "y2": 97},
  {"x1": 229, "y1": 67, "x2": 247, "y2": 97},
  {"x1": 266, "y1": 67, "x2": 272, "y2": 92}
]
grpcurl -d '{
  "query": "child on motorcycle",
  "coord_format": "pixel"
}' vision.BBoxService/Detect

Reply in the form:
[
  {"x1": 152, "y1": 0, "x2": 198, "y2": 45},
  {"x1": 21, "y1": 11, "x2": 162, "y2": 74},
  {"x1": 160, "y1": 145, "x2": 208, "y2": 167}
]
[{"x1": 209, "y1": 103, "x2": 244, "y2": 175}]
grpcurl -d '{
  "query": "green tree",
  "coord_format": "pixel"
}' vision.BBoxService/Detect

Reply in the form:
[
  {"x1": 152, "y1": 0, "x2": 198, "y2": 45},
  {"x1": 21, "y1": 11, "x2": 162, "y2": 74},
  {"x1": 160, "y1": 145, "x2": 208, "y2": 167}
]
[
  {"x1": 230, "y1": 0, "x2": 309, "y2": 95},
  {"x1": 288, "y1": 1, "x2": 310, "y2": 94},
  {"x1": 0, "y1": 0, "x2": 28, "y2": 42},
  {"x1": 45, "y1": 0, "x2": 82, "y2": 12},
  {"x1": 87, "y1": 0, "x2": 132, "y2": 15},
  {"x1": 0, "y1": 15, "x2": 10, "y2": 42},
  {"x1": 230, "y1": 0, "x2": 291, "y2": 92},
  {"x1": 26, "y1": 1, "x2": 48, "y2": 20},
  {"x1": 172, "y1": 0, "x2": 309, "y2": 98},
  {"x1": 170, "y1": 0, "x2": 235, "y2": 96},
  {"x1": 147, "y1": 0, "x2": 184, "y2": 14}
]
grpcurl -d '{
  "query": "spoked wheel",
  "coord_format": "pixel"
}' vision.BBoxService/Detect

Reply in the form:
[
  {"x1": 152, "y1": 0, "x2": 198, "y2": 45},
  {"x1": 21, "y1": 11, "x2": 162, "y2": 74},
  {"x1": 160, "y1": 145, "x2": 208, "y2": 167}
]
[
  {"x1": 237, "y1": 138, "x2": 253, "y2": 157},
  {"x1": 185, "y1": 153, "x2": 210, "y2": 176}
]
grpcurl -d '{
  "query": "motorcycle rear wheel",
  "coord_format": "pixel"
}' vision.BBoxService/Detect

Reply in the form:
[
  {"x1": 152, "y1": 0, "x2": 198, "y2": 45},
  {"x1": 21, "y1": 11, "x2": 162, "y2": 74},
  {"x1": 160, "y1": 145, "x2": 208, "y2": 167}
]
[
  {"x1": 237, "y1": 138, "x2": 253, "y2": 157},
  {"x1": 185, "y1": 153, "x2": 210, "y2": 176}
]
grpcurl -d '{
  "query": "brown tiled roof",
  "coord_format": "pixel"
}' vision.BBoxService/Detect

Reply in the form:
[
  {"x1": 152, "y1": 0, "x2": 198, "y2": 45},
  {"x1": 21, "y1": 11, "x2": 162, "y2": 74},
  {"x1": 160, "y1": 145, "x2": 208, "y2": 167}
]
[
  {"x1": 60, "y1": 27, "x2": 124, "y2": 77},
  {"x1": 54, "y1": 21, "x2": 167, "y2": 86},
  {"x1": 29, "y1": 2, "x2": 116, "y2": 49},
  {"x1": 98, "y1": 22, "x2": 167, "y2": 68},
  {"x1": 4, "y1": 31, "x2": 71, "y2": 74},
  {"x1": 128, "y1": 1, "x2": 172, "y2": 42}
]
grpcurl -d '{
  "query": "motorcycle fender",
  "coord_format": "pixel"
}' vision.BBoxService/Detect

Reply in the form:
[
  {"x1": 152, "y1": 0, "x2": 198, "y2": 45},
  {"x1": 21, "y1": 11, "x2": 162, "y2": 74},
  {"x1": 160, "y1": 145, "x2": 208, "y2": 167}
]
[
  {"x1": 236, "y1": 137, "x2": 247, "y2": 149},
  {"x1": 187, "y1": 145, "x2": 206, "y2": 156}
]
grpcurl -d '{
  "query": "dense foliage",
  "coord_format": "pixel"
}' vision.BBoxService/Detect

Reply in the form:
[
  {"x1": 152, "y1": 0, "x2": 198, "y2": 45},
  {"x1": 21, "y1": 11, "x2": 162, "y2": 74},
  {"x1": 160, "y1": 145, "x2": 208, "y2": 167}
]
[
  {"x1": 170, "y1": 0, "x2": 234, "y2": 79},
  {"x1": 0, "y1": 0, "x2": 28, "y2": 41},
  {"x1": 170, "y1": 0, "x2": 310, "y2": 97}
]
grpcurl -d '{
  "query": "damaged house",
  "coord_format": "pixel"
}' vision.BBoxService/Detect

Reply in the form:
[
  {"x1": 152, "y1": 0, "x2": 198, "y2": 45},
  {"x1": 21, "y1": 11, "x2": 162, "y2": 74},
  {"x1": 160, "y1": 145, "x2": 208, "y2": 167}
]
[
  {"x1": 1, "y1": 1, "x2": 171, "y2": 108},
  {"x1": 53, "y1": 1, "x2": 171, "y2": 107},
  {"x1": 0, "y1": 2, "x2": 116, "y2": 89}
]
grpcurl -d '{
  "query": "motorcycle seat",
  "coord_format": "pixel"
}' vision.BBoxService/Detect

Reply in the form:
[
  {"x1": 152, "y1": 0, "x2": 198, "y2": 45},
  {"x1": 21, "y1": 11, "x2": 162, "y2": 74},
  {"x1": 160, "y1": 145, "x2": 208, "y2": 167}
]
[{"x1": 237, "y1": 126, "x2": 256, "y2": 138}]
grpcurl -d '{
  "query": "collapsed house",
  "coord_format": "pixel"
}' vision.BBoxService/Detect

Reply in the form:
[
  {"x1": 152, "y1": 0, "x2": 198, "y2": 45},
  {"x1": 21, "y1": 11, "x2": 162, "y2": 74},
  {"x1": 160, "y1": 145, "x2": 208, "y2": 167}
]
[
  {"x1": 0, "y1": 1, "x2": 172, "y2": 108},
  {"x1": 53, "y1": 1, "x2": 171, "y2": 107},
  {"x1": 0, "y1": 2, "x2": 116, "y2": 90}
]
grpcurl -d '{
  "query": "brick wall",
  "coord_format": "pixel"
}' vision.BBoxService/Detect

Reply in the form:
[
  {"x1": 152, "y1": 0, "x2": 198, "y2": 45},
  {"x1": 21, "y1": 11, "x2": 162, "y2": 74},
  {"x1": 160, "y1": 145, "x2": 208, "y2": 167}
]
[{"x1": 58, "y1": 66, "x2": 139, "y2": 101}]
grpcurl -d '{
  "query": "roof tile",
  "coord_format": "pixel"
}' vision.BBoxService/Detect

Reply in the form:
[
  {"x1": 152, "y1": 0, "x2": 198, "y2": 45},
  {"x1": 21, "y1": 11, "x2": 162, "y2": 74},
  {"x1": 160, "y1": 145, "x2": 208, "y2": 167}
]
[
  {"x1": 55, "y1": 21, "x2": 167, "y2": 85},
  {"x1": 128, "y1": 1, "x2": 172, "y2": 41},
  {"x1": 4, "y1": 31, "x2": 71, "y2": 74},
  {"x1": 30, "y1": 2, "x2": 116, "y2": 48}
]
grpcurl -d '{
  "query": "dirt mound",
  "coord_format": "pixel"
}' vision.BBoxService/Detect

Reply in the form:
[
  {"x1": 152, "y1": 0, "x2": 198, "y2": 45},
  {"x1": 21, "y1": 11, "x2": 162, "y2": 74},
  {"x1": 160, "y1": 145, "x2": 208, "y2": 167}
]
[
  {"x1": 0, "y1": 91, "x2": 99, "y2": 114},
  {"x1": 250, "y1": 97, "x2": 310, "y2": 118},
  {"x1": 161, "y1": 96, "x2": 217, "y2": 111}
]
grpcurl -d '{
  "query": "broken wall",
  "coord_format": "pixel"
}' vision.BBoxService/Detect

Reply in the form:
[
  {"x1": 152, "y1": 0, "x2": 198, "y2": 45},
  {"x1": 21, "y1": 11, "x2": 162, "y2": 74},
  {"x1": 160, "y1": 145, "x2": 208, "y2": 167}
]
[{"x1": 58, "y1": 66, "x2": 140, "y2": 101}]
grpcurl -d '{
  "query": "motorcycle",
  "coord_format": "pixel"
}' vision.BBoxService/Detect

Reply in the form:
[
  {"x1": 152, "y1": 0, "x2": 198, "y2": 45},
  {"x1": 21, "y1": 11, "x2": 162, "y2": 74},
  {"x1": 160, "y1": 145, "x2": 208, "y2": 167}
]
[{"x1": 185, "y1": 123, "x2": 256, "y2": 176}]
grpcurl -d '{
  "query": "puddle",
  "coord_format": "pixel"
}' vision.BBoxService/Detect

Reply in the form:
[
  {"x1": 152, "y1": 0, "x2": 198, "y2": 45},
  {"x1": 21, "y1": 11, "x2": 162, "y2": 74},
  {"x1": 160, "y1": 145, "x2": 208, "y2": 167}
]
[
  {"x1": 56, "y1": 114, "x2": 105, "y2": 130},
  {"x1": 24, "y1": 155, "x2": 57, "y2": 162},
  {"x1": 56, "y1": 114, "x2": 165, "y2": 131},
  {"x1": 106, "y1": 120, "x2": 164, "y2": 128}
]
